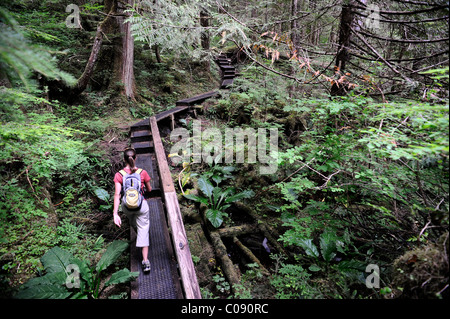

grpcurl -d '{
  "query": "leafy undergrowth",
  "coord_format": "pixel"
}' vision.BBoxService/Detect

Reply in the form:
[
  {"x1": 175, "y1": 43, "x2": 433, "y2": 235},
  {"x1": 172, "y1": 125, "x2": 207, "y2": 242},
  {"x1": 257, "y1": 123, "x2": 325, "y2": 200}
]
[
  {"x1": 0, "y1": 0, "x2": 221, "y2": 298},
  {"x1": 14, "y1": 240, "x2": 137, "y2": 299},
  {"x1": 176, "y1": 65, "x2": 449, "y2": 299}
]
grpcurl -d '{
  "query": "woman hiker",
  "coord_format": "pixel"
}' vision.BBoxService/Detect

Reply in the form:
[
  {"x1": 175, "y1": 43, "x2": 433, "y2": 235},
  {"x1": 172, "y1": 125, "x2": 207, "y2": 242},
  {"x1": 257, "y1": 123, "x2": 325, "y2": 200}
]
[{"x1": 113, "y1": 147, "x2": 152, "y2": 272}]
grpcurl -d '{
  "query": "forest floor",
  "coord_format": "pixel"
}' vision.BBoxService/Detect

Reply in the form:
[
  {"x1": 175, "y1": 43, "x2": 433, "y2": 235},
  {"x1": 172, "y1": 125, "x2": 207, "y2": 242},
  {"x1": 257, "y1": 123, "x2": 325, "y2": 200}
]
[{"x1": 1, "y1": 2, "x2": 447, "y2": 300}]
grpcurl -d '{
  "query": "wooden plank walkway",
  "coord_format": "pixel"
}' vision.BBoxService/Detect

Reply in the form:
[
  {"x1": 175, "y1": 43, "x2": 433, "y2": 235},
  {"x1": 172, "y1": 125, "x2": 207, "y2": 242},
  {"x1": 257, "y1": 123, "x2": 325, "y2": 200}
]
[
  {"x1": 127, "y1": 53, "x2": 235, "y2": 299},
  {"x1": 215, "y1": 53, "x2": 235, "y2": 89},
  {"x1": 150, "y1": 117, "x2": 201, "y2": 299},
  {"x1": 129, "y1": 120, "x2": 183, "y2": 299},
  {"x1": 155, "y1": 105, "x2": 189, "y2": 121},
  {"x1": 176, "y1": 91, "x2": 219, "y2": 106}
]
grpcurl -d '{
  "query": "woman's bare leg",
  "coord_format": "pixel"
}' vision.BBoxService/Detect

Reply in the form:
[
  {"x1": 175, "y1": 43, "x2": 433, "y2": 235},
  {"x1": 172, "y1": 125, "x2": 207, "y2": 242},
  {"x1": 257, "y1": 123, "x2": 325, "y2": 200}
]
[{"x1": 142, "y1": 246, "x2": 149, "y2": 261}]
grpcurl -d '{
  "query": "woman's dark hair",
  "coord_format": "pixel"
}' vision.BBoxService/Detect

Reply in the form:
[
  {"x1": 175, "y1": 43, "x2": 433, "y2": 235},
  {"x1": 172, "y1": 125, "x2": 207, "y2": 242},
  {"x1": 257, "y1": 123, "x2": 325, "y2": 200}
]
[{"x1": 124, "y1": 148, "x2": 137, "y2": 173}]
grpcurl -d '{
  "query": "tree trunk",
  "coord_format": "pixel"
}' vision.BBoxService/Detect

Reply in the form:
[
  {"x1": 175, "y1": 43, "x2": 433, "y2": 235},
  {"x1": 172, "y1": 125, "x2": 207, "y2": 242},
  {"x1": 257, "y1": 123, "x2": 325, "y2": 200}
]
[
  {"x1": 289, "y1": 0, "x2": 299, "y2": 98},
  {"x1": 73, "y1": 0, "x2": 136, "y2": 100},
  {"x1": 291, "y1": 0, "x2": 299, "y2": 49},
  {"x1": 114, "y1": 0, "x2": 136, "y2": 100},
  {"x1": 74, "y1": 24, "x2": 103, "y2": 94},
  {"x1": 200, "y1": 10, "x2": 210, "y2": 69},
  {"x1": 59, "y1": 0, "x2": 137, "y2": 101},
  {"x1": 331, "y1": 1, "x2": 356, "y2": 96},
  {"x1": 200, "y1": 10, "x2": 210, "y2": 51},
  {"x1": 217, "y1": 224, "x2": 258, "y2": 237},
  {"x1": 154, "y1": 45, "x2": 162, "y2": 63},
  {"x1": 73, "y1": 2, "x2": 117, "y2": 95}
]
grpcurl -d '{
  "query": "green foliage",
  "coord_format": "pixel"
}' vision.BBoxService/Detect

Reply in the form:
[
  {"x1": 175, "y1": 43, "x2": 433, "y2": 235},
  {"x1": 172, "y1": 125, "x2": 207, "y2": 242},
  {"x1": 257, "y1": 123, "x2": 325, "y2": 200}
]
[
  {"x1": 0, "y1": 87, "x2": 51, "y2": 122},
  {"x1": 0, "y1": 6, "x2": 114, "y2": 292},
  {"x1": 128, "y1": 0, "x2": 214, "y2": 60},
  {"x1": 273, "y1": 227, "x2": 371, "y2": 298},
  {"x1": 420, "y1": 66, "x2": 449, "y2": 82},
  {"x1": 1, "y1": 220, "x2": 59, "y2": 273},
  {"x1": 94, "y1": 188, "x2": 112, "y2": 211},
  {"x1": 276, "y1": 95, "x2": 448, "y2": 226},
  {"x1": 95, "y1": 241, "x2": 128, "y2": 274},
  {"x1": 271, "y1": 263, "x2": 317, "y2": 299},
  {"x1": 80, "y1": 2, "x2": 104, "y2": 14},
  {"x1": 213, "y1": 66, "x2": 290, "y2": 130},
  {"x1": 57, "y1": 219, "x2": 86, "y2": 249},
  {"x1": 270, "y1": 94, "x2": 448, "y2": 297},
  {"x1": 0, "y1": 7, "x2": 76, "y2": 92},
  {"x1": 202, "y1": 165, "x2": 235, "y2": 186},
  {"x1": 0, "y1": 112, "x2": 87, "y2": 179},
  {"x1": 15, "y1": 241, "x2": 138, "y2": 299},
  {"x1": 2, "y1": 0, "x2": 448, "y2": 300},
  {"x1": 212, "y1": 274, "x2": 230, "y2": 294},
  {"x1": 359, "y1": 101, "x2": 449, "y2": 160},
  {"x1": 94, "y1": 188, "x2": 110, "y2": 202},
  {"x1": 284, "y1": 228, "x2": 348, "y2": 267},
  {"x1": 184, "y1": 174, "x2": 254, "y2": 227},
  {"x1": 0, "y1": 109, "x2": 104, "y2": 273}
]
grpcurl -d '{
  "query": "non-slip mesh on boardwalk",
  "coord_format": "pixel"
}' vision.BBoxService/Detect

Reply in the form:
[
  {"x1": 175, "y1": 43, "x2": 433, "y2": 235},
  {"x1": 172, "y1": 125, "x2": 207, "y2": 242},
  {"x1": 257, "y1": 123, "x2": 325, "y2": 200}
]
[
  {"x1": 131, "y1": 198, "x2": 180, "y2": 299},
  {"x1": 135, "y1": 153, "x2": 160, "y2": 192}
]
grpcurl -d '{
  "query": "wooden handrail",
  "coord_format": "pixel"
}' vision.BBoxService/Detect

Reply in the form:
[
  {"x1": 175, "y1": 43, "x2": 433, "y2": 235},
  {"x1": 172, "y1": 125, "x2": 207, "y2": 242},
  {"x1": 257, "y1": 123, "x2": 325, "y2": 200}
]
[{"x1": 149, "y1": 116, "x2": 202, "y2": 299}]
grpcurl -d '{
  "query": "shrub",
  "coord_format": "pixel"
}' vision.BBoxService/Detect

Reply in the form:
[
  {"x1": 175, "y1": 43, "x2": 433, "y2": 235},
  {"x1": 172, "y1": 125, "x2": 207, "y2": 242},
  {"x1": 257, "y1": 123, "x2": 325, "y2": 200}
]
[{"x1": 15, "y1": 240, "x2": 138, "y2": 299}]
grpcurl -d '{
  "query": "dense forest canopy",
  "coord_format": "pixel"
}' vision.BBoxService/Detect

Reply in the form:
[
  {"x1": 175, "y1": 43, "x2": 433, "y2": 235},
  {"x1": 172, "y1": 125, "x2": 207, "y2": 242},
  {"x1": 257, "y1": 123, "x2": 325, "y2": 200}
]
[{"x1": 0, "y1": 0, "x2": 448, "y2": 300}]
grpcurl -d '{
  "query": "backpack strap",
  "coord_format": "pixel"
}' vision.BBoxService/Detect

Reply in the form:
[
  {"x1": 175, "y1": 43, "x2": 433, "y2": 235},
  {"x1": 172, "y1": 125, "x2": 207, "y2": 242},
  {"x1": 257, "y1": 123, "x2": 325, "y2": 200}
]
[
  {"x1": 119, "y1": 169, "x2": 127, "y2": 176},
  {"x1": 134, "y1": 169, "x2": 145, "y2": 195},
  {"x1": 119, "y1": 169, "x2": 142, "y2": 176}
]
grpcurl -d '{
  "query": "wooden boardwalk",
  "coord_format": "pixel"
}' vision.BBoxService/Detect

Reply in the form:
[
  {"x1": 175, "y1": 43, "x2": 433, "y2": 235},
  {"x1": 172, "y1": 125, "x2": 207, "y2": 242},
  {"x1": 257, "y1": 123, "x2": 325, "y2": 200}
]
[{"x1": 128, "y1": 53, "x2": 235, "y2": 299}]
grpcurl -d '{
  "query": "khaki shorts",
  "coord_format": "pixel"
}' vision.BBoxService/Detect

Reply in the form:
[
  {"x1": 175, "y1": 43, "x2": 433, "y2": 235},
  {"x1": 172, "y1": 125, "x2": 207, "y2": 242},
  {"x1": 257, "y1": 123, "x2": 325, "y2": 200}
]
[{"x1": 122, "y1": 200, "x2": 149, "y2": 247}]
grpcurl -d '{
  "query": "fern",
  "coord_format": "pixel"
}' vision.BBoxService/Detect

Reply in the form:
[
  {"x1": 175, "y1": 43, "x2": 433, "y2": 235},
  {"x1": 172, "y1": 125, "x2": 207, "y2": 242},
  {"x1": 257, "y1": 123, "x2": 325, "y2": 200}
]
[
  {"x1": 0, "y1": 7, "x2": 75, "y2": 92},
  {"x1": 0, "y1": 112, "x2": 87, "y2": 179},
  {"x1": 128, "y1": 0, "x2": 214, "y2": 58}
]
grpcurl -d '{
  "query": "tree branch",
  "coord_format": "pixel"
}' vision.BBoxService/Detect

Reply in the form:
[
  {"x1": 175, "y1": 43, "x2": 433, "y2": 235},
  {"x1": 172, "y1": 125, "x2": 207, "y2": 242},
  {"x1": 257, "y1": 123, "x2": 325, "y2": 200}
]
[
  {"x1": 352, "y1": 11, "x2": 449, "y2": 24},
  {"x1": 352, "y1": 1, "x2": 448, "y2": 15},
  {"x1": 350, "y1": 26, "x2": 416, "y2": 85},
  {"x1": 74, "y1": 3, "x2": 117, "y2": 94},
  {"x1": 357, "y1": 29, "x2": 449, "y2": 44}
]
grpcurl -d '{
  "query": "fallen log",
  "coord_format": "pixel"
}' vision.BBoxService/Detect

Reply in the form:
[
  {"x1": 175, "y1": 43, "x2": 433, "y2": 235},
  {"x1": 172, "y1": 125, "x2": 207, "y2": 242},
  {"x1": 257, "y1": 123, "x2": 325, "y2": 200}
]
[
  {"x1": 233, "y1": 202, "x2": 291, "y2": 258},
  {"x1": 217, "y1": 224, "x2": 258, "y2": 237},
  {"x1": 198, "y1": 203, "x2": 274, "y2": 294},
  {"x1": 209, "y1": 231, "x2": 241, "y2": 292},
  {"x1": 232, "y1": 237, "x2": 270, "y2": 276}
]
